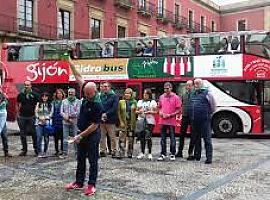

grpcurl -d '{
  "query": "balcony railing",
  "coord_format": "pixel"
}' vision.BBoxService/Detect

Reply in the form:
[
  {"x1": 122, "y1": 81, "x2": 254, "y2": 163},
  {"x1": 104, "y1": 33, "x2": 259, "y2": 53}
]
[
  {"x1": 0, "y1": 12, "x2": 89, "y2": 40},
  {"x1": 114, "y1": 0, "x2": 133, "y2": 9},
  {"x1": 173, "y1": 16, "x2": 188, "y2": 30},
  {"x1": 137, "y1": 1, "x2": 155, "y2": 17},
  {"x1": 156, "y1": 8, "x2": 174, "y2": 24},
  {"x1": 173, "y1": 15, "x2": 211, "y2": 33}
]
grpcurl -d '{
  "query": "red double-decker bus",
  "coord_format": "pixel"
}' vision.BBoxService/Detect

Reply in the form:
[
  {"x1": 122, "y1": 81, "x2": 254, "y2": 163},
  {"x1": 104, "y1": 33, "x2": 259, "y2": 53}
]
[{"x1": 1, "y1": 30, "x2": 269, "y2": 136}]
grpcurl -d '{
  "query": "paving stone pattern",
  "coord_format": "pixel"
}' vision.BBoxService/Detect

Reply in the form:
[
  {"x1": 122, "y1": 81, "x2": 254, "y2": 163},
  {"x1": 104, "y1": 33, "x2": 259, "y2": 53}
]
[{"x1": 0, "y1": 136, "x2": 270, "y2": 200}]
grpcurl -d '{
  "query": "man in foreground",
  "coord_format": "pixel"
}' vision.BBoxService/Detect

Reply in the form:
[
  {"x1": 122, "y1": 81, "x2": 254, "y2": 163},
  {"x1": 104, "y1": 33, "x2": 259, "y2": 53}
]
[{"x1": 65, "y1": 82, "x2": 103, "y2": 196}]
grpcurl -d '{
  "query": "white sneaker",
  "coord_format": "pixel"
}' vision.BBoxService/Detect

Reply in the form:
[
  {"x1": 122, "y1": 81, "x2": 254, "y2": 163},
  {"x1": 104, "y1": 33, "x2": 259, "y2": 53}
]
[
  {"x1": 170, "y1": 155, "x2": 176, "y2": 161},
  {"x1": 148, "y1": 154, "x2": 153, "y2": 160},
  {"x1": 157, "y1": 154, "x2": 166, "y2": 161},
  {"x1": 137, "y1": 153, "x2": 145, "y2": 159}
]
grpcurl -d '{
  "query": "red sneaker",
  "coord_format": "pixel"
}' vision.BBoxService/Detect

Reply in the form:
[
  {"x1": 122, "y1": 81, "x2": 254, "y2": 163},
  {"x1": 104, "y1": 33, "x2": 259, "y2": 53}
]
[
  {"x1": 65, "y1": 182, "x2": 83, "y2": 191},
  {"x1": 84, "y1": 185, "x2": 96, "y2": 196}
]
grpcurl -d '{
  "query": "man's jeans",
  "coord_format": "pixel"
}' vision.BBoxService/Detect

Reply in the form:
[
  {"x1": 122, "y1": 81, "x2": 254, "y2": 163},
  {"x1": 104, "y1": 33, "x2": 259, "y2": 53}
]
[
  {"x1": 17, "y1": 116, "x2": 37, "y2": 153},
  {"x1": 178, "y1": 116, "x2": 194, "y2": 156},
  {"x1": 76, "y1": 132, "x2": 100, "y2": 186},
  {"x1": 63, "y1": 124, "x2": 78, "y2": 154},
  {"x1": 192, "y1": 119, "x2": 213, "y2": 161},
  {"x1": 160, "y1": 125, "x2": 176, "y2": 156}
]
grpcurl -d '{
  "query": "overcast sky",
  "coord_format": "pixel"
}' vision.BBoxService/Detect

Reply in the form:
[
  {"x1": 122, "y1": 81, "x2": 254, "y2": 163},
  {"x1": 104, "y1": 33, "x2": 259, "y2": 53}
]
[{"x1": 212, "y1": 0, "x2": 247, "y2": 5}]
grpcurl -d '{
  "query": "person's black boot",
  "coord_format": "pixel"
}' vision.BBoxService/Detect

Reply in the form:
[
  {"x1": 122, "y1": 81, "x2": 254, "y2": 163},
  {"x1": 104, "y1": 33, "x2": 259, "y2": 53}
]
[
  {"x1": 19, "y1": 151, "x2": 27, "y2": 156},
  {"x1": 4, "y1": 151, "x2": 12, "y2": 157},
  {"x1": 175, "y1": 151, "x2": 183, "y2": 158}
]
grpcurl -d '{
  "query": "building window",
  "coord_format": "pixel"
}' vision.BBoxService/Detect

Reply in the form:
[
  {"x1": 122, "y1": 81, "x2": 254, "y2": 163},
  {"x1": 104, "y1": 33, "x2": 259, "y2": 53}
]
[
  {"x1": 18, "y1": 0, "x2": 33, "y2": 32},
  {"x1": 158, "y1": 0, "x2": 164, "y2": 16},
  {"x1": 140, "y1": 32, "x2": 146, "y2": 37},
  {"x1": 118, "y1": 26, "x2": 126, "y2": 38},
  {"x1": 211, "y1": 20, "x2": 216, "y2": 32},
  {"x1": 200, "y1": 16, "x2": 205, "y2": 32},
  {"x1": 91, "y1": 18, "x2": 101, "y2": 39},
  {"x1": 138, "y1": 0, "x2": 146, "y2": 9},
  {"x1": 175, "y1": 4, "x2": 180, "y2": 22},
  {"x1": 238, "y1": 20, "x2": 246, "y2": 31},
  {"x1": 188, "y1": 10, "x2": 194, "y2": 29},
  {"x1": 58, "y1": 10, "x2": 70, "y2": 39}
]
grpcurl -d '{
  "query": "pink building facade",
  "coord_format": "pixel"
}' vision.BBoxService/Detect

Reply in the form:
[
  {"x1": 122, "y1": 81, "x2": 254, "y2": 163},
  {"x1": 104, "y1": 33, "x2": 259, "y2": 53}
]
[
  {"x1": 220, "y1": 0, "x2": 270, "y2": 31},
  {"x1": 0, "y1": 0, "x2": 220, "y2": 43}
]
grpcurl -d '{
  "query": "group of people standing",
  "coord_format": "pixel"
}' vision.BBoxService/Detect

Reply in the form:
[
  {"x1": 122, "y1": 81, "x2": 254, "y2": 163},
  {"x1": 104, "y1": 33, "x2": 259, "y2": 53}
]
[
  {"x1": 15, "y1": 82, "x2": 81, "y2": 159},
  {"x1": 0, "y1": 57, "x2": 216, "y2": 196},
  {"x1": 98, "y1": 79, "x2": 216, "y2": 164}
]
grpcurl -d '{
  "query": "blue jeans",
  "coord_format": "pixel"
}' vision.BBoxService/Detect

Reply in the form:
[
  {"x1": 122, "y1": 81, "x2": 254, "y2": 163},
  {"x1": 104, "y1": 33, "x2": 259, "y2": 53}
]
[
  {"x1": 63, "y1": 124, "x2": 78, "y2": 154},
  {"x1": 192, "y1": 119, "x2": 213, "y2": 161},
  {"x1": 160, "y1": 125, "x2": 176, "y2": 156},
  {"x1": 36, "y1": 125, "x2": 49, "y2": 154},
  {"x1": 0, "y1": 111, "x2": 7, "y2": 134}
]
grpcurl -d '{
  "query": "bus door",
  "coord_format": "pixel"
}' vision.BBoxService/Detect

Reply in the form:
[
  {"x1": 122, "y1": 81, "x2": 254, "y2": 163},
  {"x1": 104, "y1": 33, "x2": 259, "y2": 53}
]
[
  {"x1": 126, "y1": 83, "x2": 142, "y2": 100},
  {"x1": 263, "y1": 81, "x2": 270, "y2": 132}
]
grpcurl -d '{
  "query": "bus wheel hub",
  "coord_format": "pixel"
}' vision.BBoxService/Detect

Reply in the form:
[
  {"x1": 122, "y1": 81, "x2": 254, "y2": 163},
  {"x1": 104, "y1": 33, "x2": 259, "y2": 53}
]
[{"x1": 219, "y1": 119, "x2": 233, "y2": 133}]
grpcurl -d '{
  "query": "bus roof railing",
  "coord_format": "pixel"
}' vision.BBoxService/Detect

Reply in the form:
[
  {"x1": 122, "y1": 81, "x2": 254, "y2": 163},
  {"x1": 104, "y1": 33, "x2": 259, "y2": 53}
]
[{"x1": 4, "y1": 30, "x2": 269, "y2": 47}]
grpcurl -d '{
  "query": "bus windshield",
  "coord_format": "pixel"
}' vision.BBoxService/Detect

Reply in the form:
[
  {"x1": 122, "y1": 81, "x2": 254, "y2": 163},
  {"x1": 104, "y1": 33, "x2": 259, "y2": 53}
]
[{"x1": 245, "y1": 32, "x2": 270, "y2": 59}]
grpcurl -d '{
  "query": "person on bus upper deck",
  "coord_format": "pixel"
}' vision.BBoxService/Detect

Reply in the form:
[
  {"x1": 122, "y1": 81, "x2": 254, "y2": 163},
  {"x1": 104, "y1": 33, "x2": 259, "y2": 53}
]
[
  {"x1": 143, "y1": 41, "x2": 154, "y2": 56},
  {"x1": 229, "y1": 37, "x2": 240, "y2": 52},
  {"x1": 65, "y1": 82, "x2": 103, "y2": 196},
  {"x1": 218, "y1": 37, "x2": 229, "y2": 53},
  {"x1": 136, "y1": 43, "x2": 144, "y2": 56},
  {"x1": 17, "y1": 80, "x2": 39, "y2": 156},
  {"x1": 188, "y1": 78, "x2": 216, "y2": 164},
  {"x1": 0, "y1": 88, "x2": 12, "y2": 157},
  {"x1": 8, "y1": 47, "x2": 19, "y2": 61},
  {"x1": 157, "y1": 82, "x2": 181, "y2": 161},
  {"x1": 101, "y1": 43, "x2": 113, "y2": 58},
  {"x1": 176, "y1": 80, "x2": 195, "y2": 159},
  {"x1": 99, "y1": 81, "x2": 119, "y2": 158},
  {"x1": 176, "y1": 39, "x2": 190, "y2": 55}
]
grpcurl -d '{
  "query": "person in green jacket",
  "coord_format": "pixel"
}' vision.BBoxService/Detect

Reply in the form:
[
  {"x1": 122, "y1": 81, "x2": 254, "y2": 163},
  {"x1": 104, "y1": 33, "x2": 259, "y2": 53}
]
[
  {"x1": 0, "y1": 88, "x2": 12, "y2": 157},
  {"x1": 118, "y1": 88, "x2": 137, "y2": 158}
]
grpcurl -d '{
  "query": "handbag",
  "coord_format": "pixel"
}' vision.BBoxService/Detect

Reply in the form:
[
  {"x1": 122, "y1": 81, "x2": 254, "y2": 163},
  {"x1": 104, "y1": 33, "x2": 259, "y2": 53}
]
[
  {"x1": 135, "y1": 118, "x2": 147, "y2": 139},
  {"x1": 44, "y1": 124, "x2": 55, "y2": 136}
]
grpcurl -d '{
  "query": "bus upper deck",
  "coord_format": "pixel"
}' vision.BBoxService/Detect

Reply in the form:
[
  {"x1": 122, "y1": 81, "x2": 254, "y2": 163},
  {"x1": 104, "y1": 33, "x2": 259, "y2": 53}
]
[{"x1": 2, "y1": 30, "x2": 270, "y2": 62}]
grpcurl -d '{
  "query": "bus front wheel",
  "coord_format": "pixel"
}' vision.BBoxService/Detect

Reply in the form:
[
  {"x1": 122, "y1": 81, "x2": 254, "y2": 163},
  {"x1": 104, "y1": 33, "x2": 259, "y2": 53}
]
[{"x1": 212, "y1": 113, "x2": 241, "y2": 137}]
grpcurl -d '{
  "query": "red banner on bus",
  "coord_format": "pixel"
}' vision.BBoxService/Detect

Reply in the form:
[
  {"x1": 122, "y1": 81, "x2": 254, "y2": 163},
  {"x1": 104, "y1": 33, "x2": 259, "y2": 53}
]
[
  {"x1": 7, "y1": 61, "x2": 70, "y2": 83},
  {"x1": 243, "y1": 54, "x2": 270, "y2": 79}
]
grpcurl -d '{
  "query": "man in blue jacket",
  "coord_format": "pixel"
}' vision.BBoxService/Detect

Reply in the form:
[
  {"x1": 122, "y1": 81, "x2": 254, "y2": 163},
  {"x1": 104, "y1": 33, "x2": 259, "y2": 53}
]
[
  {"x1": 99, "y1": 81, "x2": 119, "y2": 157},
  {"x1": 189, "y1": 79, "x2": 216, "y2": 164}
]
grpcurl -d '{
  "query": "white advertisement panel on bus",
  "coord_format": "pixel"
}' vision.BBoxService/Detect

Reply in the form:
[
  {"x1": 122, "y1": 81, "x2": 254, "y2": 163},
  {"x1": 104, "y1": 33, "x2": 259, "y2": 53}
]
[
  {"x1": 193, "y1": 54, "x2": 243, "y2": 78},
  {"x1": 69, "y1": 58, "x2": 129, "y2": 81}
]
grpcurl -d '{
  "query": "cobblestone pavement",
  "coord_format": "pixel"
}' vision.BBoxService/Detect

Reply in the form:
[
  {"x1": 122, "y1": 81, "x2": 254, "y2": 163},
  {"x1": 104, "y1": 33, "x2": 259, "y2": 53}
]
[{"x1": 0, "y1": 134, "x2": 270, "y2": 200}]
